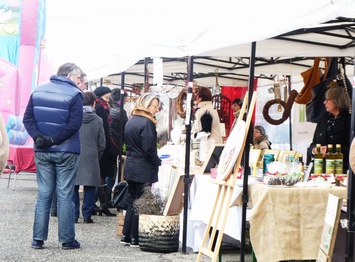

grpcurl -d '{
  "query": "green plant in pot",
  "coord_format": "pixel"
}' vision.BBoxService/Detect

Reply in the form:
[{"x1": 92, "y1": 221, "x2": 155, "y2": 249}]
[{"x1": 134, "y1": 185, "x2": 180, "y2": 253}]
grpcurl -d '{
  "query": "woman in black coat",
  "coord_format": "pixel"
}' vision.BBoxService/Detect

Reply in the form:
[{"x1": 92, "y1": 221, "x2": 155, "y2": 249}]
[
  {"x1": 93, "y1": 86, "x2": 116, "y2": 216},
  {"x1": 308, "y1": 86, "x2": 351, "y2": 174},
  {"x1": 120, "y1": 93, "x2": 162, "y2": 247},
  {"x1": 109, "y1": 88, "x2": 128, "y2": 182}
]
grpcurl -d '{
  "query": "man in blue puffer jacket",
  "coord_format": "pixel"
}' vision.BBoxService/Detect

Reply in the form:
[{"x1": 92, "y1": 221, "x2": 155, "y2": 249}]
[{"x1": 23, "y1": 63, "x2": 83, "y2": 250}]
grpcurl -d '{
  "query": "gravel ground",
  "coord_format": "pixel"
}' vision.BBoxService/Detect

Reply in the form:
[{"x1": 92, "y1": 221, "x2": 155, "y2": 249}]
[{"x1": 0, "y1": 172, "x2": 253, "y2": 262}]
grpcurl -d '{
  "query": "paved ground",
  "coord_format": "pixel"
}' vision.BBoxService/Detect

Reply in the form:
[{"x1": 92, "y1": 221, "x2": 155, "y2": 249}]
[{"x1": 0, "y1": 172, "x2": 253, "y2": 262}]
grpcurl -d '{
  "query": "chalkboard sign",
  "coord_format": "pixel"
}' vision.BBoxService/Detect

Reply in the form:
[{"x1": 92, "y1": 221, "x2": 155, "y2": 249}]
[{"x1": 198, "y1": 144, "x2": 224, "y2": 174}]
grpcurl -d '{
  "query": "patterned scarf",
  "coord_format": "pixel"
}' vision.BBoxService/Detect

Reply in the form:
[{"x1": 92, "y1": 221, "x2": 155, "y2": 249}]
[{"x1": 96, "y1": 97, "x2": 112, "y2": 125}]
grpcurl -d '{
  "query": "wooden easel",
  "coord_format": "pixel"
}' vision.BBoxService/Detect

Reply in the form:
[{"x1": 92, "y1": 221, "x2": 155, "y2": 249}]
[{"x1": 196, "y1": 91, "x2": 257, "y2": 262}]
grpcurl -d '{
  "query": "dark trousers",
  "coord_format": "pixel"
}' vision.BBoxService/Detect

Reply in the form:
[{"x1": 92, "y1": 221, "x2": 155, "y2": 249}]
[
  {"x1": 105, "y1": 175, "x2": 115, "y2": 204},
  {"x1": 122, "y1": 181, "x2": 146, "y2": 238},
  {"x1": 73, "y1": 185, "x2": 96, "y2": 219}
]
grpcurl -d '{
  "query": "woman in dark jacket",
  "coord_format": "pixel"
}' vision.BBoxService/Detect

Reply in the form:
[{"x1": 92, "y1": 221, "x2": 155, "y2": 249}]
[
  {"x1": 109, "y1": 88, "x2": 128, "y2": 183},
  {"x1": 93, "y1": 86, "x2": 116, "y2": 216},
  {"x1": 308, "y1": 86, "x2": 351, "y2": 173},
  {"x1": 120, "y1": 93, "x2": 162, "y2": 247}
]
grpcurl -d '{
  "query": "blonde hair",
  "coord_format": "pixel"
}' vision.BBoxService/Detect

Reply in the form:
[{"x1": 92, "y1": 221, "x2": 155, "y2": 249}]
[{"x1": 134, "y1": 93, "x2": 160, "y2": 112}]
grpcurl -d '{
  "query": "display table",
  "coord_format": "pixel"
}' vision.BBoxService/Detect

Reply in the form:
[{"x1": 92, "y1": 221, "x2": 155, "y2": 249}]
[
  {"x1": 154, "y1": 144, "x2": 250, "y2": 252},
  {"x1": 8, "y1": 145, "x2": 36, "y2": 173},
  {"x1": 183, "y1": 174, "x2": 249, "y2": 252},
  {"x1": 246, "y1": 183, "x2": 347, "y2": 262}
]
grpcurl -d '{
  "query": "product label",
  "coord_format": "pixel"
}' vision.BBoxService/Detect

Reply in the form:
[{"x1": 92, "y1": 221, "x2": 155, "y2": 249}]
[
  {"x1": 325, "y1": 159, "x2": 334, "y2": 174},
  {"x1": 314, "y1": 158, "x2": 323, "y2": 175},
  {"x1": 334, "y1": 159, "x2": 343, "y2": 174}
]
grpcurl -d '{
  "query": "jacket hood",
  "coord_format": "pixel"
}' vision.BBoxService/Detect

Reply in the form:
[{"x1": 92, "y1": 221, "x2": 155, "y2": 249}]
[{"x1": 82, "y1": 106, "x2": 97, "y2": 123}]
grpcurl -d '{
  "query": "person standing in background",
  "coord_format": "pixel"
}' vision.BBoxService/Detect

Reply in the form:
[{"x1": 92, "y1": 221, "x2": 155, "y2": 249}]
[
  {"x1": 79, "y1": 72, "x2": 88, "y2": 91},
  {"x1": 23, "y1": 62, "x2": 83, "y2": 250},
  {"x1": 231, "y1": 98, "x2": 244, "y2": 130},
  {"x1": 121, "y1": 93, "x2": 162, "y2": 248},
  {"x1": 192, "y1": 87, "x2": 223, "y2": 146},
  {"x1": 253, "y1": 125, "x2": 271, "y2": 151},
  {"x1": 73, "y1": 92, "x2": 106, "y2": 224},
  {"x1": 109, "y1": 88, "x2": 128, "y2": 186},
  {"x1": 93, "y1": 86, "x2": 116, "y2": 217}
]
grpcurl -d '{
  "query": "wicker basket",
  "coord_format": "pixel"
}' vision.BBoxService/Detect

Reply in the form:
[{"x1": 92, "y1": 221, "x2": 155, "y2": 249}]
[{"x1": 139, "y1": 214, "x2": 180, "y2": 253}]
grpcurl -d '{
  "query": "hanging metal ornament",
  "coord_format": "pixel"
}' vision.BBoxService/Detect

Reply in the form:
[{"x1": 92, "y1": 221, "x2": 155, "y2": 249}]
[{"x1": 212, "y1": 68, "x2": 221, "y2": 95}]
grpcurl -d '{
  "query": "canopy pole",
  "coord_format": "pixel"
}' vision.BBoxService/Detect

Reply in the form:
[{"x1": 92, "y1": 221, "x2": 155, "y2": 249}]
[
  {"x1": 144, "y1": 58, "x2": 150, "y2": 93},
  {"x1": 118, "y1": 72, "x2": 125, "y2": 181},
  {"x1": 182, "y1": 56, "x2": 194, "y2": 254},
  {"x1": 287, "y1": 75, "x2": 293, "y2": 150},
  {"x1": 346, "y1": 55, "x2": 355, "y2": 262},
  {"x1": 240, "y1": 41, "x2": 256, "y2": 262}
]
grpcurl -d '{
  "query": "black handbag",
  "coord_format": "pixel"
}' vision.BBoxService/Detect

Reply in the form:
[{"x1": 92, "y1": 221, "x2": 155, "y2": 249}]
[
  {"x1": 306, "y1": 58, "x2": 351, "y2": 123},
  {"x1": 113, "y1": 182, "x2": 129, "y2": 210}
]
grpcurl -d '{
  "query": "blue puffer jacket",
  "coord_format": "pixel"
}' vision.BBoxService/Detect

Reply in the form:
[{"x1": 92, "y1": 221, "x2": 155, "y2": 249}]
[
  {"x1": 23, "y1": 75, "x2": 83, "y2": 154},
  {"x1": 124, "y1": 110, "x2": 162, "y2": 184}
]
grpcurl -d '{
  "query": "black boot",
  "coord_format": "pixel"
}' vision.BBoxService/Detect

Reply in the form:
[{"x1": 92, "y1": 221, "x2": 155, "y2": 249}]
[
  {"x1": 98, "y1": 205, "x2": 116, "y2": 216},
  {"x1": 92, "y1": 204, "x2": 100, "y2": 216},
  {"x1": 98, "y1": 185, "x2": 116, "y2": 217}
]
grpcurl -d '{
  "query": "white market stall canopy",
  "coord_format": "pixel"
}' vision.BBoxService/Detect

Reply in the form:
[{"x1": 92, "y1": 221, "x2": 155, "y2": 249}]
[{"x1": 44, "y1": 0, "x2": 355, "y2": 87}]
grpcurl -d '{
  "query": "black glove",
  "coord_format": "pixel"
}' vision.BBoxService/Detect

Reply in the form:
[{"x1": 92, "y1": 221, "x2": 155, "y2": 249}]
[{"x1": 35, "y1": 134, "x2": 54, "y2": 149}]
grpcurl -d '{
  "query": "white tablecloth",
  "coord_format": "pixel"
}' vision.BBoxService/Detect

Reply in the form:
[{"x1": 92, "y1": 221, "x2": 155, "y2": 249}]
[
  {"x1": 154, "y1": 144, "x2": 250, "y2": 252},
  {"x1": 179, "y1": 174, "x2": 250, "y2": 252}
]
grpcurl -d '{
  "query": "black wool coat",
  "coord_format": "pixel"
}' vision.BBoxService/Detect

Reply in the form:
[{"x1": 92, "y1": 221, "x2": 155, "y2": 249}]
[
  {"x1": 308, "y1": 111, "x2": 351, "y2": 173},
  {"x1": 124, "y1": 110, "x2": 162, "y2": 184}
]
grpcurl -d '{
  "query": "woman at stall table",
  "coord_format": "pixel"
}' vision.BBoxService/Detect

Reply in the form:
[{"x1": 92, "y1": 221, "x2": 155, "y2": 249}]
[
  {"x1": 192, "y1": 86, "x2": 223, "y2": 146},
  {"x1": 307, "y1": 86, "x2": 351, "y2": 174},
  {"x1": 253, "y1": 125, "x2": 271, "y2": 151}
]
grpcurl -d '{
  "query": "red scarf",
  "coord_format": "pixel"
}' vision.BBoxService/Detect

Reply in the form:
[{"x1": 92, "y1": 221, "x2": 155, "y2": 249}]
[{"x1": 96, "y1": 98, "x2": 112, "y2": 125}]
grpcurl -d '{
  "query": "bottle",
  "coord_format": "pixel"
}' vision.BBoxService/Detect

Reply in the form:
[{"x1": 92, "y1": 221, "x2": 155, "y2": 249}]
[
  {"x1": 314, "y1": 144, "x2": 323, "y2": 175},
  {"x1": 325, "y1": 144, "x2": 334, "y2": 174},
  {"x1": 298, "y1": 153, "x2": 305, "y2": 181},
  {"x1": 298, "y1": 154, "x2": 304, "y2": 171},
  {"x1": 334, "y1": 144, "x2": 343, "y2": 174}
]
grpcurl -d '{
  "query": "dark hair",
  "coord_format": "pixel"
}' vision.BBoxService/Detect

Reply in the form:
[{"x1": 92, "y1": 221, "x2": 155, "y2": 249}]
[
  {"x1": 232, "y1": 98, "x2": 243, "y2": 107},
  {"x1": 111, "y1": 88, "x2": 127, "y2": 102},
  {"x1": 83, "y1": 92, "x2": 96, "y2": 106},
  {"x1": 57, "y1": 63, "x2": 81, "y2": 77},
  {"x1": 254, "y1": 125, "x2": 266, "y2": 135},
  {"x1": 196, "y1": 87, "x2": 212, "y2": 101}
]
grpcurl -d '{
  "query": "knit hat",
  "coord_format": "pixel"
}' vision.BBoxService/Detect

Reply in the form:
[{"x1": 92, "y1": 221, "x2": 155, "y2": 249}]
[
  {"x1": 94, "y1": 86, "x2": 111, "y2": 97},
  {"x1": 232, "y1": 98, "x2": 243, "y2": 107}
]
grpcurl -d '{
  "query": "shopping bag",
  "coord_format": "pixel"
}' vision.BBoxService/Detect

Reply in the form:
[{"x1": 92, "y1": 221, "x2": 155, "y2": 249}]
[
  {"x1": 295, "y1": 57, "x2": 323, "y2": 104},
  {"x1": 113, "y1": 182, "x2": 129, "y2": 210},
  {"x1": 305, "y1": 57, "x2": 352, "y2": 123}
]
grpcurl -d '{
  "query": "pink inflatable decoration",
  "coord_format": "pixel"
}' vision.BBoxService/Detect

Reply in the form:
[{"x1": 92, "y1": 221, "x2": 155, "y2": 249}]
[
  {"x1": 0, "y1": 0, "x2": 49, "y2": 145},
  {"x1": 0, "y1": 58, "x2": 19, "y2": 124}
]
